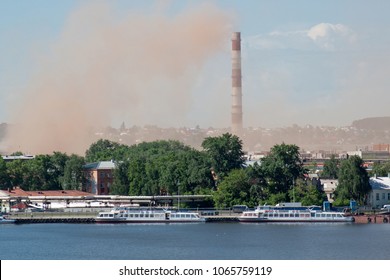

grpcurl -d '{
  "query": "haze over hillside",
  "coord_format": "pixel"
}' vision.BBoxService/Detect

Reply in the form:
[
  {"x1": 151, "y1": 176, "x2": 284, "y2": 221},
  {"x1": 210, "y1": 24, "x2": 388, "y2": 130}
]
[
  {"x1": 2, "y1": 116, "x2": 390, "y2": 155},
  {"x1": 352, "y1": 117, "x2": 390, "y2": 131}
]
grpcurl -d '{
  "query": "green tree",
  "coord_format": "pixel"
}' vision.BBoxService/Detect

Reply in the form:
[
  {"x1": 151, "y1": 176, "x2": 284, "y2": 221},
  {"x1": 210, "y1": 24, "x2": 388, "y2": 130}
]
[
  {"x1": 288, "y1": 178, "x2": 326, "y2": 206},
  {"x1": 264, "y1": 192, "x2": 288, "y2": 206},
  {"x1": 335, "y1": 155, "x2": 371, "y2": 206},
  {"x1": 110, "y1": 160, "x2": 130, "y2": 195},
  {"x1": 321, "y1": 154, "x2": 339, "y2": 179},
  {"x1": 201, "y1": 133, "x2": 244, "y2": 180},
  {"x1": 118, "y1": 140, "x2": 214, "y2": 197},
  {"x1": 0, "y1": 157, "x2": 11, "y2": 190},
  {"x1": 60, "y1": 155, "x2": 85, "y2": 190},
  {"x1": 213, "y1": 169, "x2": 255, "y2": 208},
  {"x1": 6, "y1": 159, "x2": 28, "y2": 188},
  {"x1": 245, "y1": 162, "x2": 268, "y2": 203},
  {"x1": 85, "y1": 139, "x2": 128, "y2": 162},
  {"x1": 370, "y1": 161, "x2": 390, "y2": 177},
  {"x1": 23, "y1": 155, "x2": 59, "y2": 191},
  {"x1": 261, "y1": 143, "x2": 306, "y2": 195}
]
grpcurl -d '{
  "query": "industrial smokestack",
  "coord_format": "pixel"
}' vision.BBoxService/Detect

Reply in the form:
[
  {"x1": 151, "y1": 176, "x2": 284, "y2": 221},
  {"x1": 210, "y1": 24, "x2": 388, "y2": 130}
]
[{"x1": 231, "y1": 32, "x2": 243, "y2": 136}]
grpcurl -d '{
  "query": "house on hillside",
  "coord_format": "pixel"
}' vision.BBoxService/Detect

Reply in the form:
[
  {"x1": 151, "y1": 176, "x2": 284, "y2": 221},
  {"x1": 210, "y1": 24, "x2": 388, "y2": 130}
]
[{"x1": 83, "y1": 161, "x2": 116, "y2": 195}]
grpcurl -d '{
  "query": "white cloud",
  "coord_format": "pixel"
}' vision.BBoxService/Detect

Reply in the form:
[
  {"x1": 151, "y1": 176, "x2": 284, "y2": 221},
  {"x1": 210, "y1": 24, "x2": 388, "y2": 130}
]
[
  {"x1": 244, "y1": 23, "x2": 356, "y2": 51},
  {"x1": 307, "y1": 23, "x2": 356, "y2": 50}
]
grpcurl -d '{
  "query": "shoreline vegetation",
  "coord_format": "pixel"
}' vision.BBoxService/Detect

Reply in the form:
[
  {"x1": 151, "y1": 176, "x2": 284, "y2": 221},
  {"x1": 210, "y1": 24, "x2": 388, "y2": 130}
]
[{"x1": 0, "y1": 133, "x2": 378, "y2": 210}]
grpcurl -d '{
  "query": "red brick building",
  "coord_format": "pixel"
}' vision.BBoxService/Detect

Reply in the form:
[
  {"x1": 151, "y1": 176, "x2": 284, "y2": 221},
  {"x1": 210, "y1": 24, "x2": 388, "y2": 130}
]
[{"x1": 83, "y1": 161, "x2": 115, "y2": 195}]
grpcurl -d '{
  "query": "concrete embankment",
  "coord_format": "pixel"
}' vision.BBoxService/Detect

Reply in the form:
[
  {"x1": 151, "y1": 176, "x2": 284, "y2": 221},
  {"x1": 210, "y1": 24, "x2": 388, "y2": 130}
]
[
  {"x1": 10, "y1": 212, "x2": 98, "y2": 224},
  {"x1": 353, "y1": 213, "x2": 390, "y2": 224}
]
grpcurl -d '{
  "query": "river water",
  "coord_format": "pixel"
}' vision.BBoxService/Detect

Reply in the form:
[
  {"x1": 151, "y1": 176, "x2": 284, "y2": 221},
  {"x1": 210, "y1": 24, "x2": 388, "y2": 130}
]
[{"x1": 1, "y1": 222, "x2": 390, "y2": 260}]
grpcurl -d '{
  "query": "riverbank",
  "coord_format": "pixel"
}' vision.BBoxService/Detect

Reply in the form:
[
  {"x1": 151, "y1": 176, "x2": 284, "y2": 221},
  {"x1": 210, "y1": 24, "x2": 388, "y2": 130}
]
[{"x1": 6, "y1": 210, "x2": 390, "y2": 224}]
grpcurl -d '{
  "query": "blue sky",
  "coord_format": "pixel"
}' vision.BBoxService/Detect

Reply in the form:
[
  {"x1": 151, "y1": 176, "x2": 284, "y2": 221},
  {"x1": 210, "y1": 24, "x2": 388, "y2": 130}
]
[{"x1": 1, "y1": 0, "x2": 390, "y2": 130}]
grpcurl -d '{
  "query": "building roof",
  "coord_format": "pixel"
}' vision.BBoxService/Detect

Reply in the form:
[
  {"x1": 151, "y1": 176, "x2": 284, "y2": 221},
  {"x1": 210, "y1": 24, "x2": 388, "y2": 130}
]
[
  {"x1": 83, "y1": 161, "x2": 116, "y2": 170},
  {"x1": 370, "y1": 177, "x2": 390, "y2": 190},
  {"x1": 0, "y1": 188, "x2": 91, "y2": 198},
  {"x1": 2, "y1": 155, "x2": 35, "y2": 161}
]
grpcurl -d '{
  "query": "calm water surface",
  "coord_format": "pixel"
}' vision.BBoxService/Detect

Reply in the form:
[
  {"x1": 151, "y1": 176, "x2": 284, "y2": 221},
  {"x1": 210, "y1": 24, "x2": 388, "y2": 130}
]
[{"x1": 1, "y1": 222, "x2": 390, "y2": 260}]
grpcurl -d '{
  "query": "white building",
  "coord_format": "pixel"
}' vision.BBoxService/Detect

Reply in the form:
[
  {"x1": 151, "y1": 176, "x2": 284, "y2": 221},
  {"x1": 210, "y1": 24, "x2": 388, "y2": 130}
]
[
  {"x1": 367, "y1": 176, "x2": 390, "y2": 209},
  {"x1": 321, "y1": 179, "x2": 338, "y2": 203}
]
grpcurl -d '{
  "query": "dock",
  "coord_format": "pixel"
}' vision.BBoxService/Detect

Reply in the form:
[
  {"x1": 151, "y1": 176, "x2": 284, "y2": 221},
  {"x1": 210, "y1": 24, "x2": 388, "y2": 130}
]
[
  {"x1": 10, "y1": 212, "x2": 97, "y2": 224},
  {"x1": 205, "y1": 216, "x2": 239, "y2": 222},
  {"x1": 8, "y1": 210, "x2": 241, "y2": 223},
  {"x1": 11, "y1": 210, "x2": 390, "y2": 224},
  {"x1": 14, "y1": 217, "x2": 95, "y2": 224},
  {"x1": 353, "y1": 213, "x2": 390, "y2": 224}
]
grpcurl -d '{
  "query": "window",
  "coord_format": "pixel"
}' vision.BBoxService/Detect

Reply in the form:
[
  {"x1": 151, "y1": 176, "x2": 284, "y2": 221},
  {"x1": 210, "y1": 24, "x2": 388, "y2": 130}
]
[
  {"x1": 376, "y1": 193, "x2": 380, "y2": 201},
  {"x1": 382, "y1": 193, "x2": 386, "y2": 200},
  {"x1": 388, "y1": 193, "x2": 390, "y2": 200}
]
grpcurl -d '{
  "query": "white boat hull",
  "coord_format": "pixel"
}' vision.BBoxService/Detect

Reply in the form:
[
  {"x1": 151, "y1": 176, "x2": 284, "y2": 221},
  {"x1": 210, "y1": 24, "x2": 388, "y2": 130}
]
[
  {"x1": 239, "y1": 209, "x2": 355, "y2": 223},
  {"x1": 96, "y1": 208, "x2": 205, "y2": 223},
  {"x1": 0, "y1": 217, "x2": 16, "y2": 224}
]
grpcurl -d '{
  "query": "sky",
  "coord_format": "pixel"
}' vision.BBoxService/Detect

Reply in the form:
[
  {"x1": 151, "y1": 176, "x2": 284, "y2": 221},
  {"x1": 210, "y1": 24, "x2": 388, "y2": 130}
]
[{"x1": 1, "y1": 0, "x2": 390, "y2": 153}]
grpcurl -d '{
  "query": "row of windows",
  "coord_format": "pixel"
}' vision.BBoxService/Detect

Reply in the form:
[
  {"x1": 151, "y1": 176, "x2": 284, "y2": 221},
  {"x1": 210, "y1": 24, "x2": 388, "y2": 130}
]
[
  {"x1": 375, "y1": 192, "x2": 390, "y2": 201},
  {"x1": 99, "y1": 171, "x2": 112, "y2": 178},
  {"x1": 120, "y1": 213, "x2": 165, "y2": 218},
  {"x1": 261, "y1": 213, "x2": 342, "y2": 218},
  {"x1": 99, "y1": 213, "x2": 199, "y2": 219}
]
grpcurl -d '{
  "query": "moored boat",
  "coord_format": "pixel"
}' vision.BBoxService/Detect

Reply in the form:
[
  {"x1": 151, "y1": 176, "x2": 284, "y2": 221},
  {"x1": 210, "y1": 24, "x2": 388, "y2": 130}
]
[
  {"x1": 95, "y1": 207, "x2": 206, "y2": 223},
  {"x1": 0, "y1": 215, "x2": 16, "y2": 224},
  {"x1": 238, "y1": 204, "x2": 354, "y2": 223}
]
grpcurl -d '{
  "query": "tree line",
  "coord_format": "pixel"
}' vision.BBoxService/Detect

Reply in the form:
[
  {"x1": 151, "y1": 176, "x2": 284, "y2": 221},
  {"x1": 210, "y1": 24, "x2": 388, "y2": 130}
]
[{"x1": 0, "y1": 133, "x2": 376, "y2": 208}]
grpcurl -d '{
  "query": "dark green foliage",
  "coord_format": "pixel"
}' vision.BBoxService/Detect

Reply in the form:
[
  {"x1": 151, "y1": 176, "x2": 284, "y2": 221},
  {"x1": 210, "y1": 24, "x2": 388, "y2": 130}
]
[
  {"x1": 85, "y1": 139, "x2": 129, "y2": 163},
  {"x1": 334, "y1": 155, "x2": 371, "y2": 205},
  {"x1": 264, "y1": 192, "x2": 289, "y2": 206},
  {"x1": 0, "y1": 157, "x2": 11, "y2": 189},
  {"x1": 3, "y1": 152, "x2": 85, "y2": 191},
  {"x1": 260, "y1": 143, "x2": 306, "y2": 194},
  {"x1": 321, "y1": 154, "x2": 339, "y2": 179},
  {"x1": 110, "y1": 160, "x2": 130, "y2": 195},
  {"x1": 201, "y1": 133, "x2": 245, "y2": 179},
  {"x1": 213, "y1": 169, "x2": 254, "y2": 208},
  {"x1": 288, "y1": 178, "x2": 327, "y2": 206},
  {"x1": 370, "y1": 161, "x2": 390, "y2": 177},
  {"x1": 111, "y1": 140, "x2": 214, "y2": 197},
  {"x1": 60, "y1": 154, "x2": 85, "y2": 190},
  {"x1": 5, "y1": 159, "x2": 28, "y2": 188}
]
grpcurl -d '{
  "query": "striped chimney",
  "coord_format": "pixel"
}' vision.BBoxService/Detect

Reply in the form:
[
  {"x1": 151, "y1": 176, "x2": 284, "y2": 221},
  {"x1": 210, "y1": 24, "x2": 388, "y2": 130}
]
[{"x1": 231, "y1": 32, "x2": 243, "y2": 136}]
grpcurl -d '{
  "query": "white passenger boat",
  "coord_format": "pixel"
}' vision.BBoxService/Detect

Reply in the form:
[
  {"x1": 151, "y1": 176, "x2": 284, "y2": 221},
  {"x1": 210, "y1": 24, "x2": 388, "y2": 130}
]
[
  {"x1": 95, "y1": 207, "x2": 206, "y2": 223},
  {"x1": 238, "y1": 206, "x2": 354, "y2": 223},
  {"x1": 0, "y1": 215, "x2": 16, "y2": 224}
]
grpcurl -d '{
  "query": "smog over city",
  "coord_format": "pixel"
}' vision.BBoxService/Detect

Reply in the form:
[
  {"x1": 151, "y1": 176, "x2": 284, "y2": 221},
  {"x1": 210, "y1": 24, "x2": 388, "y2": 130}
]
[{"x1": 1, "y1": 1, "x2": 390, "y2": 155}]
